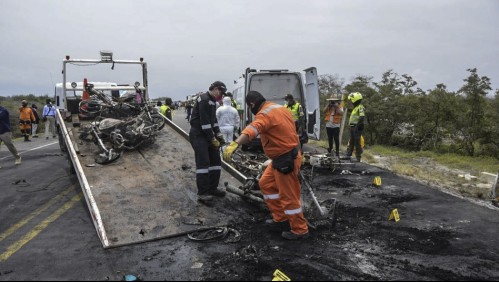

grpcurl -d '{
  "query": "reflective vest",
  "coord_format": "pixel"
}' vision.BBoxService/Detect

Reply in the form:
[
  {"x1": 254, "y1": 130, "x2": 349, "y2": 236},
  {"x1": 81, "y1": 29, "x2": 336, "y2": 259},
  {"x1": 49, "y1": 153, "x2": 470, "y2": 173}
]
[
  {"x1": 349, "y1": 104, "x2": 365, "y2": 125},
  {"x1": 160, "y1": 105, "x2": 170, "y2": 116},
  {"x1": 285, "y1": 102, "x2": 302, "y2": 121}
]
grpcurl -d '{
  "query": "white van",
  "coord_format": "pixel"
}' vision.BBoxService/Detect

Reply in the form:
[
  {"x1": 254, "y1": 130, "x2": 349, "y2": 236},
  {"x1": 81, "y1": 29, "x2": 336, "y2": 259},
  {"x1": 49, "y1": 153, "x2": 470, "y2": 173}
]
[{"x1": 231, "y1": 67, "x2": 321, "y2": 148}]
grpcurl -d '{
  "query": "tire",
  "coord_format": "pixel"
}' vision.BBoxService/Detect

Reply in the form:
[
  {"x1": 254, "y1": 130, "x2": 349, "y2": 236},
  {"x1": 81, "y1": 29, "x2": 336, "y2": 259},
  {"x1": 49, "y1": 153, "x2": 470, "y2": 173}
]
[{"x1": 151, "y1": 114, "x2": 166, "y2": 130}]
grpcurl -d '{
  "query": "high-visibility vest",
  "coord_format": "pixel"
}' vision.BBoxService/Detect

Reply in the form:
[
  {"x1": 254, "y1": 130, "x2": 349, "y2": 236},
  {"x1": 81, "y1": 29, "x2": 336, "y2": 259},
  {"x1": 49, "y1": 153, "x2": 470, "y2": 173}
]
[
  {"x1": 349, "y1": 104, "x2": 365, "y2": 125},
  {"x1": 285, "y1": 102, "x2": 302, "y2": 121}
]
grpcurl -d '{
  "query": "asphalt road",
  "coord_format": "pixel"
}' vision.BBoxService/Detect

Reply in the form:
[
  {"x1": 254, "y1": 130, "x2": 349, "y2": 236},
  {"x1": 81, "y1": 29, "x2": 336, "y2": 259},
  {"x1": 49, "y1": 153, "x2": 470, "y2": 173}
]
[
  {"x1": 0, "y1": 112, "x2": 239, "y2": 281},
  {"x1": 1, "y1": 109, "x2": 498, "y2": 281}
]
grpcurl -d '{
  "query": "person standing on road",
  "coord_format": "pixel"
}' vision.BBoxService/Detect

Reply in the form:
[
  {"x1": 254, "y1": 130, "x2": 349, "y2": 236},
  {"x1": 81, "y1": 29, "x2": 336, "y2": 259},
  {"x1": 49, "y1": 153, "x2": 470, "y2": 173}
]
[
  {"x1": 189, "y1": 81, "x2": 227, "y2": 205},
  {"x1": 161, "y1": 98, "x2": 173, "y2": 120},
  {"x1": 216, "y1": 97, "x2": 240, "y2": 150},
  {"x1": 346, "y1": 92, "x2": 365, "y2": 162},
  {"x1": 19, "y1": 100, "x2": 35, "y2": 142},
  {"x1": 31, "y1": 104, "x2": 40, "y2": 138},
  {"x1": 42, "y1": 99, "x2": 57, "y2": 140},
  {"x1": 223, "y1": 91, "x2": 309, "y2": 240},
  {"x1": 284, "y1": 94, "x2": 307, "y2": 147},
  {"x1": 0, "y1": 101, "x2": 22, "y2": 167},
  {"x1": 323, "y1": 96, "x2": 344, "y2": 157}
]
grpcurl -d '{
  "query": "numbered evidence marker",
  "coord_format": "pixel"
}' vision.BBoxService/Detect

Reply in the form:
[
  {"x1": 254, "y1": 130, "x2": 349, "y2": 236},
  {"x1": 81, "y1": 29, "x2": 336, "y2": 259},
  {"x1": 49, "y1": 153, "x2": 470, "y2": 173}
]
[
  {"x1": 373, "y1": 176, "x2": 382, "y2": 187},
  {"x1": 388, "y1": 208, "x2": 400, "y2": 222},
  {"x1": 272, "y1": 269, "x2": 291, "y2": 281}
]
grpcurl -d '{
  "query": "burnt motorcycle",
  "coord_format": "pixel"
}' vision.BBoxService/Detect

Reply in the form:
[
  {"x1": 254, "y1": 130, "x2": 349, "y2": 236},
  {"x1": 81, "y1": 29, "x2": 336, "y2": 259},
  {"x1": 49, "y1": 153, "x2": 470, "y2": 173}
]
[{"x1": 79, "y1": 84, "x2": 166, "y2": 164}]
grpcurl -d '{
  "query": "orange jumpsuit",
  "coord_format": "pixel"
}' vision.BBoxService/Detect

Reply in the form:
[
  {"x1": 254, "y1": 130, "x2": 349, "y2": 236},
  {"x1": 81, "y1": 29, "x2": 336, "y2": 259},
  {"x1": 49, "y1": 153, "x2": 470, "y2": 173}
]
[
  {"x1": 241, "y1": 101, "x2": 308, "y2": 235},
  {"x1": 19, "y1": 107, "x2": 35, "y2": 136}
]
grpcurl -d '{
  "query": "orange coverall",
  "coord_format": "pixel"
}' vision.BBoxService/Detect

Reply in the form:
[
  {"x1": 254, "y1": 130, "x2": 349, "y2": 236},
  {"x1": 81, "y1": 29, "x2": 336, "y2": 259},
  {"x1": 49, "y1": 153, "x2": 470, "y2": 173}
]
[
  {"x1": 241, "y1": 101, "x2": 308, "y2": 235},
  {"x1": 19, "y1": 107, "x2": 35, "y2": 134}
]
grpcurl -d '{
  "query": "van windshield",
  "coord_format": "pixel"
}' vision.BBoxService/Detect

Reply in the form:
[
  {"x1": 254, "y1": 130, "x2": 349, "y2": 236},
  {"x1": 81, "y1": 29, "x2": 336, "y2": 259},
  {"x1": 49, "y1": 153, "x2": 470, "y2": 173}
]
[{"x1": 248, "y1": 73, "x2": 303, "y2": 106}]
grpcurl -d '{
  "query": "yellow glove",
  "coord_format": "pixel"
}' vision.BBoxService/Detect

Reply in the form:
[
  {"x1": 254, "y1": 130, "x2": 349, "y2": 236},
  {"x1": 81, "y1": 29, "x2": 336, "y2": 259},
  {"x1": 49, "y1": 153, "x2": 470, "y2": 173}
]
[
  {"x1": 223, "y1": 141, "x2": 239, "y2": 162},
  {"x1": 211, "y1": 137, "x2": 220, "y2": 149}
]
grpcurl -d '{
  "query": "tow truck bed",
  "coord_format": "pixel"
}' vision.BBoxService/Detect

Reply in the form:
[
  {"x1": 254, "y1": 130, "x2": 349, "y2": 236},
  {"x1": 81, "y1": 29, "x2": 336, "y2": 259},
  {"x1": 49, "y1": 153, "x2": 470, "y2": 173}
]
[{"x1": 58, "y1": 115, "x2": 241, "y2": 248}]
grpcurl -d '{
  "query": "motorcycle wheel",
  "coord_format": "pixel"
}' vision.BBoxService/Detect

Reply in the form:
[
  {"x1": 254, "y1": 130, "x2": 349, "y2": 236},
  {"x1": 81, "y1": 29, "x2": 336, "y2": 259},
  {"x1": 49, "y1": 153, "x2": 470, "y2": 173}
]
[{"x1": 151, "y1": 114, "x2": 166, "y2": 130}]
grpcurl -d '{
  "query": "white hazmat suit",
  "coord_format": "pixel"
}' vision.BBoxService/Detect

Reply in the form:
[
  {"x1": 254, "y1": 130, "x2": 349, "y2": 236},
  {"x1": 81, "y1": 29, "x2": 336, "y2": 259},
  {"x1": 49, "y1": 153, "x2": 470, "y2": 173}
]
[{"x1": 216, "y1": 97, "x2": 240, "y2": 148}]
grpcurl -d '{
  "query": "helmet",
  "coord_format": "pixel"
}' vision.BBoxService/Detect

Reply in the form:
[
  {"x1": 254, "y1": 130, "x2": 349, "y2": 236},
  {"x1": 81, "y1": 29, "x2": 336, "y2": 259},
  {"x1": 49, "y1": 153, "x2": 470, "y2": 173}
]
[{"x1": 348, "y1": 92, "x2": 363, "y2": 103}]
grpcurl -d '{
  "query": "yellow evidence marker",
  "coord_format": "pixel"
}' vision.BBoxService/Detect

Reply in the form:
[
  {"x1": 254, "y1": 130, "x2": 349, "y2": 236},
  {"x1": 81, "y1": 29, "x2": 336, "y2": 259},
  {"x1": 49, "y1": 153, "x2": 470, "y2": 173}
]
[
  {"x1": 272, "y1": 269, "x2": 291, "y2": 281},
  {"x1": 373, "y1": 176, "x2": 382, "y2": 187},
  {"x1": 389, "y1": 208, "x2": 400, "y2": 222}
]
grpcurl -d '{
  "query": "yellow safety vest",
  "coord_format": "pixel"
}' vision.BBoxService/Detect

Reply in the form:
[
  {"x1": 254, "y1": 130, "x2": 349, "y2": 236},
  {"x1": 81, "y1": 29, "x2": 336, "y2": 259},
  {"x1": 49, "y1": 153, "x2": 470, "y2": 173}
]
[
  {"x1": 285, "y1": 102, "x2": 302, "y2": 121},
  {"x1": 160, "y1": 105, "x2": 170, "y2": 116},
  {"x1": 349, "y1": 104, "x2": 365, "y2": 125}
]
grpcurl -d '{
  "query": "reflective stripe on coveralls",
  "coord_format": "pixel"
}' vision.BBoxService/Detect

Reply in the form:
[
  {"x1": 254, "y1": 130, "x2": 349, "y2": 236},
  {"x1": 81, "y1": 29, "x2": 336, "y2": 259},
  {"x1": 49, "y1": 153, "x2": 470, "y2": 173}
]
[
  {"x1": 241, "y1": 101, "x2": 308, "y2": 235},
  {"x1": 189, "y1": 92, "x2": 222, "y2": 195}
]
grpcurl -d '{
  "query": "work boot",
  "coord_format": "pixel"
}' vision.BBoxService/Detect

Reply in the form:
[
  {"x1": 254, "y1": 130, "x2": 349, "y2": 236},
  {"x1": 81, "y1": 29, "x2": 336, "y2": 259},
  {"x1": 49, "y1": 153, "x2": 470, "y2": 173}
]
[
  {"x1": 15, "y1": 156, "x2": 22, "y2": 165},
  {"x1": 281, "y1": 231, "x2": 310, "y2": 240},
  {"x1": 198, "y1": 194, "x2": 214, "y2": 205},
  {"x1": 356, "y1": 156, "x2": 361, "y2": 162},
  {"x1": 207, "y1": 188, "x2": 226, "y2": 197},
  {"x1": 24, "y1": 135, "x2": 30, "y2": 142},
  {"x1": 265, "y1": 219, "x2": 289, "y2": 229}
]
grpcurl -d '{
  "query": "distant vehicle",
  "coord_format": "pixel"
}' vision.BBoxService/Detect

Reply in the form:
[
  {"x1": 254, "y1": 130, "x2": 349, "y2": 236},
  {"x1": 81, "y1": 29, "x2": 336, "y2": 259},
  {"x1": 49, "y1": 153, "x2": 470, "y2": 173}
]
[{"x1": 231, "y1": 67, "x2": 321, "y2": 149}]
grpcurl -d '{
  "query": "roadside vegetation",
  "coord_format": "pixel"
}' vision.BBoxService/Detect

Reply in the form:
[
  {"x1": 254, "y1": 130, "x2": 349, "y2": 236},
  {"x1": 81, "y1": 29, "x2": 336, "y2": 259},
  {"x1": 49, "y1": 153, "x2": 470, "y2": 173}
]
[{"x1": 0, "y1": 95, "x2": 52, "y2": 137}]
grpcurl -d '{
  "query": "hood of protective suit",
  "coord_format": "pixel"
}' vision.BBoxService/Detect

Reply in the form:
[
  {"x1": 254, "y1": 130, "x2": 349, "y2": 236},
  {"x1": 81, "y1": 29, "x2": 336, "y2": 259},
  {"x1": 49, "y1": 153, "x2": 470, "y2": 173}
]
[{"x1": 223, "y1": 97, "x2": 232, "y2": 106}]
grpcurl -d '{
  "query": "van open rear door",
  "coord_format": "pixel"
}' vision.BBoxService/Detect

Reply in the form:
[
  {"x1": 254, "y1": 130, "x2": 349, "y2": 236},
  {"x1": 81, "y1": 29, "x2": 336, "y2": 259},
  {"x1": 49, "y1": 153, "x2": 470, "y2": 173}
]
[{"x1": 303, "y1": 67, "x2": 320, "y2": 140}]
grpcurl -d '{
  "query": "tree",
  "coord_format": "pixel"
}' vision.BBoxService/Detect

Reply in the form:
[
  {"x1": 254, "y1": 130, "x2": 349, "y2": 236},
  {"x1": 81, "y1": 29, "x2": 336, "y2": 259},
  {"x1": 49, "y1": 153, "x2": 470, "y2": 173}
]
[
  {"x1": 318, "y1": 74, "x2": 344, "y2": 97},
  {"x1": 457, "y1": 68, "x2": 492, "y2": 156}
]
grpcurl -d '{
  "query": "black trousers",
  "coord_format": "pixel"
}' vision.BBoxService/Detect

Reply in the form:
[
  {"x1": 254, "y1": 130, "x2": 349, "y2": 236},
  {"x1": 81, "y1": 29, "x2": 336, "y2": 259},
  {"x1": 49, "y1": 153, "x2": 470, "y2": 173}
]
[
  {"x1": 326, "y1": 127, "x2": 340, "y2": 154},
  {"x1": 189, "y1": 130, "x2": 222, "y2": 195},
  {"x1": 347, "y1": 126, "x2": 363, "y2": 159}
]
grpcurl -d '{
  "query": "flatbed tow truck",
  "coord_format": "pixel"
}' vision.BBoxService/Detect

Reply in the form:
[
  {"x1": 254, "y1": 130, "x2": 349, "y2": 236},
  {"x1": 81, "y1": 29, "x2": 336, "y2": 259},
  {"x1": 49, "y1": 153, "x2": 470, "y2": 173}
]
[{"x1": 55, "y1": 52, "x2": 245, "y2": 248}]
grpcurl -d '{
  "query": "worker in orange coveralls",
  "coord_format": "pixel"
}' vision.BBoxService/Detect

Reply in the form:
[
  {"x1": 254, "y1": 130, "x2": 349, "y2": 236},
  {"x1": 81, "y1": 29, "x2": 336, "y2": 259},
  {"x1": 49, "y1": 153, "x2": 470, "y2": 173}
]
[
  {"x1": 19, "y1": 100, "x2": 35, "y2": 142},
  {"x1": 223, "y1": 90, "x2": 309, "y2": 240}
]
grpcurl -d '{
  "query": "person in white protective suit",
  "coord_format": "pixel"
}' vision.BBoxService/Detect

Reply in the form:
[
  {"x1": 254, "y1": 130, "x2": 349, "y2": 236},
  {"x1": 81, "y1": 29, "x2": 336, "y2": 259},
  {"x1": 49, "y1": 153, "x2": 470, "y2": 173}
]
[{"x1": 216, "y1": 97, "x2": 240, "y2": 150}]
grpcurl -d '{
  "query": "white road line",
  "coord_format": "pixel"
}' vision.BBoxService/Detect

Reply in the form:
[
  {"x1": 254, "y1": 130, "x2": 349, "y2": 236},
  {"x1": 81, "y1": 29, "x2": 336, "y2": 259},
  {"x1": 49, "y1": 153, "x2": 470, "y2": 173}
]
[{"x1": 0, "y1": 142, "x2": 58, "y2": 160}]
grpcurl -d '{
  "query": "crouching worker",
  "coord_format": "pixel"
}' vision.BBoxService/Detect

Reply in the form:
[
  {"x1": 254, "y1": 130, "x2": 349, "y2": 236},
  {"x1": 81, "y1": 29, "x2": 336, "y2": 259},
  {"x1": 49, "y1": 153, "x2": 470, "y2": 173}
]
[{"x1": 223, "y1": 91, "x2": 309, "y2": 240}]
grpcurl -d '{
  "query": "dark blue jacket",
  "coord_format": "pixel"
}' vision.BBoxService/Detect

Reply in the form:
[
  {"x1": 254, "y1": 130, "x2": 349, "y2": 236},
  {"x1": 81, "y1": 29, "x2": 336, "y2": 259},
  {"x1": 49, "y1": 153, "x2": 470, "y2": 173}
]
[
  {"x1": 0, "y1": 106, "x2": 12, "y2": 134},
  {"x1": 189, "y1": 92, "x2": 221, "y2": 141}
]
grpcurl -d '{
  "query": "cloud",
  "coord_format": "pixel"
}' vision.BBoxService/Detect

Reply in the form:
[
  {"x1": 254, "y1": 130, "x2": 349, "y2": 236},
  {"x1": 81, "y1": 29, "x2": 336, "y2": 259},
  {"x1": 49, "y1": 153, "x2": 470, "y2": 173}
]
[{"x1": 0, "y1": 0, "x2": 498, "y2": 100}]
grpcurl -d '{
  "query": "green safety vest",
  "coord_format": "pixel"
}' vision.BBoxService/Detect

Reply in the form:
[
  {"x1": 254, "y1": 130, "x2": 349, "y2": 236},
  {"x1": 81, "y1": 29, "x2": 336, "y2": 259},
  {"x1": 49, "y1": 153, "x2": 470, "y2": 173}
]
[
  {"x1": 285, "y1": 102, "x2": 302, "y2": 121},
  {"x1": 349, "y1": 104, "x2": 365, "y2": 125},
  {"x1": 160, "y1": 105, "x2": 170, "y2": 116}
]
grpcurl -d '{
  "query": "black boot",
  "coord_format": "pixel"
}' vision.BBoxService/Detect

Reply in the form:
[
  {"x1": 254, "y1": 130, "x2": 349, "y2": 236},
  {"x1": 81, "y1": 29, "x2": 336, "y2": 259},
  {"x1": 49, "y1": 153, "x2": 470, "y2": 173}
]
[{"x1": 24, "y1": 134, "x2": 31, "y2": 142}]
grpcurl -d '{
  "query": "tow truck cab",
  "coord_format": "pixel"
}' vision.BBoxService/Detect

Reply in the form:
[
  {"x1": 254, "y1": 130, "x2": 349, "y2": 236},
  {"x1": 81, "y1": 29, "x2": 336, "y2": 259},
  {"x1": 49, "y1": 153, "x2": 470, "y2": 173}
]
[{"x1": 232, "y1": 67, "x2": 321, "y2": 148}]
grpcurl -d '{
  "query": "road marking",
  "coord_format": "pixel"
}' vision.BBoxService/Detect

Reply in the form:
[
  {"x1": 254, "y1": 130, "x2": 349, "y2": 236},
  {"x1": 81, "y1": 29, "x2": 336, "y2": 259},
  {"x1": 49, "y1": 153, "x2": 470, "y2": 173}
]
[
  {"x1": 0, "y1": 142, "x2": 58, "y2": 160},
  {"x1": 0, "y1": 193, "x2": 82, "y2": 262},
  {"x1": 0, "y1": 186, "x2": 75, "y2": 243}
]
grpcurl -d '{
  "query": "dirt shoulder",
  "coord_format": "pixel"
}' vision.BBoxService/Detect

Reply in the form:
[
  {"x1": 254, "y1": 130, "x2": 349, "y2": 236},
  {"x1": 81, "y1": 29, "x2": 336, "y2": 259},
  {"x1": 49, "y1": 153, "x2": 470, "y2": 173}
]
[{"x1": 367, "y1": 154, "x2": 499, "y2": 211}]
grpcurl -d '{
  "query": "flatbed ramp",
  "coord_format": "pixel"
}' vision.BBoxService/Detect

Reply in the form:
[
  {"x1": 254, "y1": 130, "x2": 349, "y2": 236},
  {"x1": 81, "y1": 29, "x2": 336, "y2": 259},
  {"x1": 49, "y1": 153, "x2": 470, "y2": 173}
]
[{"x1": 60, "y1": 116, "x2": 242, "y2": 248}]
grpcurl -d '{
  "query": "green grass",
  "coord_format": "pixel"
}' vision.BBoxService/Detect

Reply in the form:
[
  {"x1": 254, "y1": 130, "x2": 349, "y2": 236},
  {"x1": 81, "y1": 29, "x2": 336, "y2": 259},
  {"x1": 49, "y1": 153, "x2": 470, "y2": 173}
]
[{"x1": 365, "y1": 145, "x2": 499, "y2": 174}]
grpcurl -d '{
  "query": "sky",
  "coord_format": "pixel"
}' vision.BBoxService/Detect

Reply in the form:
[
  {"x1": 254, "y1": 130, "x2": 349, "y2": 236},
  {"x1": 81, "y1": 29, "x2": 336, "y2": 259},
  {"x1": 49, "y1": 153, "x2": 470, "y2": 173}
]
[{"x1": 1, "y1": 0, "x2": 498, "y2": 101}]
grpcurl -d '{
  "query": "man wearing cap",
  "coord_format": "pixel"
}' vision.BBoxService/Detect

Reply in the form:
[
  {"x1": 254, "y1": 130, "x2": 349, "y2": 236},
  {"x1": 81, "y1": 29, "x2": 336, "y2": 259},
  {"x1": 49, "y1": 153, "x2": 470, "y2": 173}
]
[
  {"x1": 189, "y1": 81, "x2": 227, "y2": 205},
  {"x1": 19, "y1": 100, "x2": 35, "y2": 142},
  {"x1": 284, "y1": 94, "x2": 306, "y2": 146},
  {"x1": 0, "y1": 100, "x2": 22, "y2": 167}
]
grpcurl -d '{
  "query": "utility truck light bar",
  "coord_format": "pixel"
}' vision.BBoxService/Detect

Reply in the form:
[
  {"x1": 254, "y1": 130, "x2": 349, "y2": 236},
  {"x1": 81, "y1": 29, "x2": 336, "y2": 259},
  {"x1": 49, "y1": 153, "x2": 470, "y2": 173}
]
[{"x1": 100, "y1": 50, "x2": 113, "y2": 61}]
